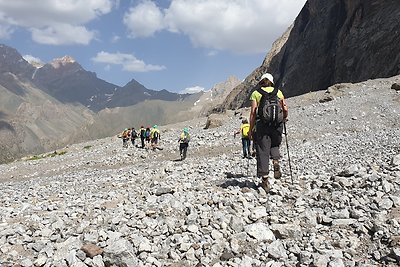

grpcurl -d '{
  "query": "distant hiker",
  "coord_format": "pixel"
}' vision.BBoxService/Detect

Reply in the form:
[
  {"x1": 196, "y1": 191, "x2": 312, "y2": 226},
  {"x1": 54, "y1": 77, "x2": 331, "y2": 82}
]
[
  {"x1": 140, "y1": 126, "x2": 146, "y2": 148},
  {"x1": 145, "y1": 127, "x2": 151, "y2": 147},
  {"x1": 150, "y1": 125, "x2": 160, "y2": 150},
  {"x1": 130, "y1": 127, "x2": 137, "y2": 146},
  {"x1": 249, "y1": 73, "x2": 288, "y2": 192},
  {"x1": 234, "y1": 118, "x2": 251, "y2": 158},
  {"x1": 178, "y1": 128, "x2": 190, "y2": 160},
  {"x1": 121, "y1": 128, "x2": 130, "y2": 148}
]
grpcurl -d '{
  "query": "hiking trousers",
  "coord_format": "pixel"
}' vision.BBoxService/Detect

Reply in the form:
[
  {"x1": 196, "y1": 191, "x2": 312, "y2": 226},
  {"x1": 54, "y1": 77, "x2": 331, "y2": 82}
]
[
  {"x1": 179, "y1": 142, "x2": 189, "y2": 159},
  {"x1": 141, "y1": 137, "x2": 145, "y2": 148},
  {"x1": 255, "y1": 121, "x2": 283, "y2": 177},
  {"x1": 241, "y1": 138, "x2": 251, "y2": 157}
]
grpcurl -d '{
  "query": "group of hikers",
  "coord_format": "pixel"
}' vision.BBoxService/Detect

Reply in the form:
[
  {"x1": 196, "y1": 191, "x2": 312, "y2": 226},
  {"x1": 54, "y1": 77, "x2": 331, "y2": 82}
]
[
  {"x1": 119, "y1": 125, "x2": 191, "y2": 160},
  {"x1": 118, "y1": 72, "x2": 287, "y2": 191}
]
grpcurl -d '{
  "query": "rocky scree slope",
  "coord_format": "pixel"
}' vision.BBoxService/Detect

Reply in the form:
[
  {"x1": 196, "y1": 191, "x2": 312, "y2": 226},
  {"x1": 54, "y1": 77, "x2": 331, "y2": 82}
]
[{"x1": 0, "y1": 76, "x2": 399, "y2": 266}]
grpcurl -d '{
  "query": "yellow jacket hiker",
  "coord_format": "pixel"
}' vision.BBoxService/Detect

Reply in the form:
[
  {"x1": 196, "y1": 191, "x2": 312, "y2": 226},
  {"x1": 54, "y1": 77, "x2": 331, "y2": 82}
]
[
  {"x1": 249, "y1": 73, "x2": 288, "y2": 192},
  {"x1": 178, "y1": 128, "x2": 190, "y2": 160},
  {"x1": 235, "y1": 119, "x2": 251, "y2": 158}
]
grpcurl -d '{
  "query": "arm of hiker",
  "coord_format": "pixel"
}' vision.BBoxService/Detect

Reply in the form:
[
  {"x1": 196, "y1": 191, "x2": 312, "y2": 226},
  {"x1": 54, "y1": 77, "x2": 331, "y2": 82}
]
[
  {"x1": 281, "y1": 98, "x2": 288, "y2": 121},
  {"x1": 249, "y1": 99, "x2": 257, "y2": 140}
]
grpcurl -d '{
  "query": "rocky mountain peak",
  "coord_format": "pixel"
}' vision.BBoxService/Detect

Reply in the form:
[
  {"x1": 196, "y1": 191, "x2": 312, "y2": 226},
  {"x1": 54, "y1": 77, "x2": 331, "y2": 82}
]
[
  {"x1": 49, "y1": 55, "x2": 76, "y2": 68},
  {"x1": 0, "y1": 43, "x2": 35, "y2": 76}
]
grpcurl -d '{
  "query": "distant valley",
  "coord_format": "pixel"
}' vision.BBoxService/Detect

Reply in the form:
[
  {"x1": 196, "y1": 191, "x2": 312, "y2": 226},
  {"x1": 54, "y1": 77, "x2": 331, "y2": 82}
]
[{"x1": 0, "y1": 44, "x2": 238, "y2": 163}]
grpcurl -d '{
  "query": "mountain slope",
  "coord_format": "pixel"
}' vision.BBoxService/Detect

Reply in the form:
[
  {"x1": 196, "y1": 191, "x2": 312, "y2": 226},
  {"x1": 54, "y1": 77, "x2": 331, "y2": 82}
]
[
  {"x1": 0, "y1": 74, "x2": 95, "y2": 163},
  {"x1": 0, "y1": 75, "x2": 399, "y2": 266}
]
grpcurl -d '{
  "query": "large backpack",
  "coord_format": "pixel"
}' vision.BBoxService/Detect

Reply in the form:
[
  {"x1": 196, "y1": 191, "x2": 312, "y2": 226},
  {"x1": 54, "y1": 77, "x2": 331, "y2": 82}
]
[
  {"x1": 131, "y1": 130, "x2": 137, "y2": 139},
  {"x1": 140, "y1": 129, "x2": 146, "y2": 138},
  {"x1": 256, "y1": 87, "x2": 284, "y2": 126}
]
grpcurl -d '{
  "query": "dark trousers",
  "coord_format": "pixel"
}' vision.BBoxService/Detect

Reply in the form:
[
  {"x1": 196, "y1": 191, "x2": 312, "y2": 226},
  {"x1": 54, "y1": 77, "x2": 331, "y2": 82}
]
[
  {"x1": 141, "y1": 137, "x2": 145, "y2": 148},
  {"x1": 255, "y1": 121, "x2": 283, "y2": 177},
  {"x1": 241, "y1": 138, "x2": 251, "y2": 157},
  {"x1": 179, "y1": 143, "x2": 189, "y2": 159}
]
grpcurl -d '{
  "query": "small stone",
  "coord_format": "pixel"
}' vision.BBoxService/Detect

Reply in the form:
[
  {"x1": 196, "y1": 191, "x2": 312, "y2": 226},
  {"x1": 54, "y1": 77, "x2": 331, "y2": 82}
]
[{"x1": 81, "y1": 243, "x2": 104, "y2": 258}]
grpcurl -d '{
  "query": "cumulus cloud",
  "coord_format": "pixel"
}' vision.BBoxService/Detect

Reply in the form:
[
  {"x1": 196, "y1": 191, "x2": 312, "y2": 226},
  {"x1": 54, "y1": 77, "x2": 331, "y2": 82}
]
[
  {"x1": 180, "y1": 86, "x2": 205, "y2": 94},
  {"x1": 123, "y1": 0, "x2": 165, "y2": 38},
  {"x1": 124, "y1": 0, "x2": 306, "y2": 54},
  {"x1": 92, "y1": 51, "x2": 166, "y2": 72},
  {"x1": 31, "y1": 24, "x2": 95, "y2": 45},
  {"x1": 0, "y1": 25, "x2": 14, "y2": 39},
  {"x1": 0, "y1": 0, "x2": 114, "y2": 45}
]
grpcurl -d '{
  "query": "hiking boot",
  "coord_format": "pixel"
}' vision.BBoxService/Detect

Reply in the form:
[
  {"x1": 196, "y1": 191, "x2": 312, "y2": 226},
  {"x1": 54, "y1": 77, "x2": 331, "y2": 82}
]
[
  {"x1": 273, "y1": 162, "x2": 282, "y2": 179},
  {"x1": 260, "y1": 176, "x2": 271, "y2": 192}
]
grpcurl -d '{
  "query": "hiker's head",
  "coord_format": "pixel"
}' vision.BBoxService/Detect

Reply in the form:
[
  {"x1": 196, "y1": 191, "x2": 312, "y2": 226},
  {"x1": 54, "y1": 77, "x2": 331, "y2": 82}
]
[
  {"x1": 153, "y1": 125, "x2": 157, "y2": 128},
  {"x1": 183, "y1": 127, "x2": 189, "y2": 133},
  {"x1": 242, "y1": 118, "x2": 248, "y2": 124},
  {"x1": 260, "y1": 73, "x2": 274, "y2": 86},
  {"x1": 124, "y1": 128, "x2": 128, "y2": 131}
]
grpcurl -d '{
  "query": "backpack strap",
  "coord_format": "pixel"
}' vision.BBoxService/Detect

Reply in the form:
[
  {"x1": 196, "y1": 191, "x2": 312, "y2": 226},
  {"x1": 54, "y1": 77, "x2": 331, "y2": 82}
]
[{"x1": 256, "y1": 86, "x2": 278, "y2": 98}]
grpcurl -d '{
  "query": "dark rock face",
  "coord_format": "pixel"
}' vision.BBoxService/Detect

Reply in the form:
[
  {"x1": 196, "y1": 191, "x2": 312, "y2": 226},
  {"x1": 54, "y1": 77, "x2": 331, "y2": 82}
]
[
  {"x1": 221, "y1": 0, "x2": 400, "y2": 110},
  {"x1": 0, "y1": 44, "x2": 35, "y2": 78},
  {"x1": 274, "y1": 0, "x2": 400, "y2": 97},
  {"x1": 33, "y1": 60, "x2": 119, "y2": 111}
]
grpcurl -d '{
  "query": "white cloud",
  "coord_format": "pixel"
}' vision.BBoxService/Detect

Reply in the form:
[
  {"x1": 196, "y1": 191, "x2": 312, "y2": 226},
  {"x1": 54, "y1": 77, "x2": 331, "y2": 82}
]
[
  {"x1": 180, "y1": 86, "x2": 205, "y2": 94},
  {"x1": 0, "y1": 0, "x2": 114, "y2": 45},
  {"x1": 31, "y1": 24, "x2": 95, "y2": 45},
  {"x1": 124, "y1": 0, "x2": 306, "y2": 54},
  {"x1": 123, "y1": 0, "x2": 165, "y2": 38},
  {"x1": 0, "y1": 25, "x2": 14, "y2": 39},
  {"x1": 111, "y1": 35, "x2": 120, "y2": 43},
  {"x1": 92, "y1": 51, "x2": 166, "y2": 72}
]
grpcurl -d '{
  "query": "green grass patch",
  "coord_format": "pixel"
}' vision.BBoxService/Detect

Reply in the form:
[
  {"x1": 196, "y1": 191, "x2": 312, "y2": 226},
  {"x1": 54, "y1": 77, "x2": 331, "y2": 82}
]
[
  {"x1": 27, "y1": 150, "x2": 67, "y2": 161},
  {"x1": 83, "y1": 145, "x2": 92, "y2": 149}
]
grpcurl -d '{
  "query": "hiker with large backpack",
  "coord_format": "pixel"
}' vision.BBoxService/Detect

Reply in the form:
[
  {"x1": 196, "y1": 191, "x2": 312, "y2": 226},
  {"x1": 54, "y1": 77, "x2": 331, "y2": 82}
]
[
  {"x1": 120, "y1": 128, "x2": 130, "y2": 148},
  {"x1": 130, "y1": 127, "x2": 137, "y2": 147},
  {"x1": 150, "y1": 125, "x2": 161, "y2": 150},
  {"x1": 178, "y1": 128, "x2": 190, "y2": 160},
  {"x1": 249, "y1": 73, "x2": 288, "y2": 192},
  {"x1": 145, "y1": 127, "x2": 151, "y2": 147},
  {"x1": 234, "y1": 118, "x2": 251, "y2": 158}
]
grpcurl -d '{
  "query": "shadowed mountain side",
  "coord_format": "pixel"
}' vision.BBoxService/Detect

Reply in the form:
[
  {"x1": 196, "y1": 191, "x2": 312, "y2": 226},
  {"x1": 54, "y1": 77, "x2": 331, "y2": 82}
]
[
  {"x1": 217, "y1": 0, "x2": 400, "y2": 111},
  {"x1": 0, "y1": 73, "x2": 26, "y2": 96},
  {"x1": 0, "y1": 121, "x2": 14, "y2": 132},
  {"x1": 0, "y1": 79, "x2": 96, "y2": 163},
  {"x1": 32, "y1": 59, "x2": 119, "y2": 112}
]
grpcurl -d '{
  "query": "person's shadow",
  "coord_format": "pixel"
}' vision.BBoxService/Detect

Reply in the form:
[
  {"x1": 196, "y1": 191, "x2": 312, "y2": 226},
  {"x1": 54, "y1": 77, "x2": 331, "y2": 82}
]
[{"x1": 219, "y1": 172, "x2": 258, "y2": 190}]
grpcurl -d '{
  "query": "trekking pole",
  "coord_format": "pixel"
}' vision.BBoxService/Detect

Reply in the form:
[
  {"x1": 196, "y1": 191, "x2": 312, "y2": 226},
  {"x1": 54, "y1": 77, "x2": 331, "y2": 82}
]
[
  {"x1": 247, "y1": 155, "x2": 250, "y2": 177},
  {"x1": 283, "y1": 121, "x2": 294, "y2": 184}
]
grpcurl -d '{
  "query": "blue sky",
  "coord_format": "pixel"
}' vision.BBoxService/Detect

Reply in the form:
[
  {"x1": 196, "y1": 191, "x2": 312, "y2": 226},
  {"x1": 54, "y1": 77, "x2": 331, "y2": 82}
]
[{"x1": 0, "y1": 0, "x2": 306, "y2": 93}]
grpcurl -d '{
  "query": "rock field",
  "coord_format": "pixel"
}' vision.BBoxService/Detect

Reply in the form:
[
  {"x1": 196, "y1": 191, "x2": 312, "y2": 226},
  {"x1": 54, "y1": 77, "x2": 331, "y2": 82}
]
[{"x1": 0, "y1": 76, "x2": 399, "y2": 266}]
